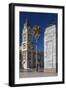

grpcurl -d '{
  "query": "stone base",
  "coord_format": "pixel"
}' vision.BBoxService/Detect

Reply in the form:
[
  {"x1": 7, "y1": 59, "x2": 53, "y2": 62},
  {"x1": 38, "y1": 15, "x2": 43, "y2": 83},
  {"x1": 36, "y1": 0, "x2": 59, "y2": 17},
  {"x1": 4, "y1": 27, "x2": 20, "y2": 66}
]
[{"x1": 44, "y1": 68, "x2": 56, "y2": 73}]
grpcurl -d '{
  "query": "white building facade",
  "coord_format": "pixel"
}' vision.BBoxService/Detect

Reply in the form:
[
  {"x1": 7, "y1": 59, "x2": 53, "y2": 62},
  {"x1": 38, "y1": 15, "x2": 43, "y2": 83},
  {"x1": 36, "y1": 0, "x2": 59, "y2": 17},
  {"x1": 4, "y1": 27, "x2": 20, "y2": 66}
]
[
  {"x1": 44, "y1": 25, "x2": 56, "y2": 72},
  {"x1": 21, "y1": 20, "x2": 33, "y2": 69}
]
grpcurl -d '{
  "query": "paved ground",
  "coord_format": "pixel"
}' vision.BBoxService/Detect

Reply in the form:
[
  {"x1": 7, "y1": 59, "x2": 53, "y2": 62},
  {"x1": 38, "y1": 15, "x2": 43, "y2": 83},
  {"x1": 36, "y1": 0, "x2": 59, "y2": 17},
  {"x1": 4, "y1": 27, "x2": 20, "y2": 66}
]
[{"x1": 19, "y1": 71, "x2": 58, "y2": 78}]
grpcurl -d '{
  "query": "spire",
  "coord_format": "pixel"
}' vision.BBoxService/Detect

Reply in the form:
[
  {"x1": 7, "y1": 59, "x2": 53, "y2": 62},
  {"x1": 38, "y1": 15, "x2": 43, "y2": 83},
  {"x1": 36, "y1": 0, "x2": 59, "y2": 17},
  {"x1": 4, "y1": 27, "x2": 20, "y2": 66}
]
[
  {"x1": 23, "y1": 18, "x2": 31, "y2": 32},
  {"x1": 24, "y1": 18, "x2": 30, "y2": 27}
]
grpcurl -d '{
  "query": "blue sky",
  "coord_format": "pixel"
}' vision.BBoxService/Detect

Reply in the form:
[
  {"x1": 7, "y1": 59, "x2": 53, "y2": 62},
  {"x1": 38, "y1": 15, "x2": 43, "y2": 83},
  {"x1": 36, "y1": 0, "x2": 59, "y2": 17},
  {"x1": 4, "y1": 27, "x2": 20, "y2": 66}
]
[{"x1": 19, "y1": 12, "x2": 58, "y2": 51}]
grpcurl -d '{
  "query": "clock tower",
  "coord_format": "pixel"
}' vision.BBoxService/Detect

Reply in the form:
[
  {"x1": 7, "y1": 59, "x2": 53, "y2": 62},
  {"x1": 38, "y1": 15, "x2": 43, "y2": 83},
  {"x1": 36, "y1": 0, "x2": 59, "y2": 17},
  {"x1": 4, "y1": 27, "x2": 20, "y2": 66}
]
[{"x1": 21, "y1": 19, "x2": 33, "y2": 69}]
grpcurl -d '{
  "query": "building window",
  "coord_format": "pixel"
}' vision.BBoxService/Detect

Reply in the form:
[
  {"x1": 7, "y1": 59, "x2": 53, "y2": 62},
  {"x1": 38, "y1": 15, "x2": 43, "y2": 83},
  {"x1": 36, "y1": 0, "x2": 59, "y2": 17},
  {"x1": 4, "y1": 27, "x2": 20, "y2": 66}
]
[
  {"x1": 23, "y1": 55, "x2": 26, "y2": 60},
  {"x1": 28, "y1": 52, "x2": 31, "y2": 60},
  {"x1": 22, "y1": 51, "x2": 26, "y2": 60},
  {"x1": 23, "y1": 33, "x2": 26, "y2": 41},
  {"x1": 23, "y1": 43, "x2": 26, "y2": 49},
  {"x1": 28, "y1": 33, "x2": 31, "y2": 41}
]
